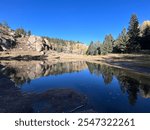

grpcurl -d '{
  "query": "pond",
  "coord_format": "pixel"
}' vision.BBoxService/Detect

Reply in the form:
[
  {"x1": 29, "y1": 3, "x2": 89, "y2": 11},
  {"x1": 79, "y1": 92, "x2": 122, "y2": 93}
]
[{"x1": 0, "y1": 61, "x2": 150, "y2": 113}]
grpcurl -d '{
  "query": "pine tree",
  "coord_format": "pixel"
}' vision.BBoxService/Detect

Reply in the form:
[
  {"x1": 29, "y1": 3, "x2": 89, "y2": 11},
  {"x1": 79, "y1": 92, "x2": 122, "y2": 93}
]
[
  {"x1": 141, "y1": 25, "x2": 150, "y2": 50},
  {"x1": 102, "y1": 34, "x2": 114, "y2": 54},
  {"x1": 15, "y1": 28, "x2": 27, "y2": 37},
  {"x1": 27, "y1": 30, "x2": 31, "y2": 36},
  {"x1": 86, "y1": 41, "x2": 94, "y2": 55},
  {"x1": 127, "y1": 14, "x2": 140, "y2": 52},
  {"x1": 114, "y1": 28, "x2": 129, "y2": 53},
  {"x1": 94, "y1": 41, "x2": 102, "y2": 55},
  {"x1": 86, "y1": 41, "x2": 101, "y2": 55}
]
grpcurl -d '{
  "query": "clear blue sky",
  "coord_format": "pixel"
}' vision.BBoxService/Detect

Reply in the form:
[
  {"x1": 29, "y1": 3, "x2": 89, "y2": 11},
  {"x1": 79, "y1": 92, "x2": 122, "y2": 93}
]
[{"x1": 0, "y1": 0, "x2": 150, "y2": 44}]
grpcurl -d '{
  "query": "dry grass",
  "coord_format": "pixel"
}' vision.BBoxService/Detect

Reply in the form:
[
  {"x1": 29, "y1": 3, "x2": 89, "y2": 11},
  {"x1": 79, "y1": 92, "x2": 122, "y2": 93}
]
[{"x1": 0, "y1": 50, "x2": 150, "y2": 70}]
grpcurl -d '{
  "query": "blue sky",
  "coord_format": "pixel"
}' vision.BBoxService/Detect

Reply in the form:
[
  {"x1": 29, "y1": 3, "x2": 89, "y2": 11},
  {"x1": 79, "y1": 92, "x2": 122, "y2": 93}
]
[{"x1": 0, "y1": 0, "x2": 150, "y2": 44}]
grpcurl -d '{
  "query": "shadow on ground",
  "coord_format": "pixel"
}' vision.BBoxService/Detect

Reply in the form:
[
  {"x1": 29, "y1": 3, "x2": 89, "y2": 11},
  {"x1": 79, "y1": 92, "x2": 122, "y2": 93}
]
[{"x1": 0, "y1": 55, "x2": 47, "y2": 61}]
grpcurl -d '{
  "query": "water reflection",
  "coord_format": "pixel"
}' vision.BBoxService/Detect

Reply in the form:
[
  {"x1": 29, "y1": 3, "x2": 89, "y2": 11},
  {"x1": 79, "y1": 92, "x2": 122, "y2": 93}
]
[
  {"x1": 0, "y1": 78, "x2": 88, "y2": 112},
  {"x1": 87, "y1": 62, "x2": 150, "y2": 105},
  {"x1": 0, "y1": 61, "x2": 87, "y2": 86},
  {"x1": 87, "y1": 62, "x2": 113, "y2": 85},
  {"x1": 0, "y1": 61, "x2": 150, "y2": 113}
]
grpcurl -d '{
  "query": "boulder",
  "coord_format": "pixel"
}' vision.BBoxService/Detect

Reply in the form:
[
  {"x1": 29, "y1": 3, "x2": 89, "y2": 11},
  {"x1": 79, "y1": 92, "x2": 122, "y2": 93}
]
[
  {"x1": 35, "y1": 41, "x2": 44, "y2": 52},
  {"x1": 28, "y1": 36, "x2": 37, "y2": 44},
  {"x1": 28, "y1": 36, "x2": 50, "y2": 52},
  {"x1": 0, "y1": 36, "x2": 15, "y2": 51},
  {"x1": 0, "y1": 25, "x2": 16, "y2": 51}
]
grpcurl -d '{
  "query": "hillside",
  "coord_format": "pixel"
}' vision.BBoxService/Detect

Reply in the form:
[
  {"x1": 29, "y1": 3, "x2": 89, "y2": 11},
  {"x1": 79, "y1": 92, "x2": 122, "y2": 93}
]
[{"x1": 0, "y1": 25, "x2": 88, "y2": 55}]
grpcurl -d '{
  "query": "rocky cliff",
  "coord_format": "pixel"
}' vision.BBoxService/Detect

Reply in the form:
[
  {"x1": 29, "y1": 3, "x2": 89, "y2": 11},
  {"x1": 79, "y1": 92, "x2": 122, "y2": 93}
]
[
  {"x1": 0, "y1": 25, "x2": 88, "y2": 54},
  {"x1": 0, "y1": 25, "x2": 16, "y2": 51}
]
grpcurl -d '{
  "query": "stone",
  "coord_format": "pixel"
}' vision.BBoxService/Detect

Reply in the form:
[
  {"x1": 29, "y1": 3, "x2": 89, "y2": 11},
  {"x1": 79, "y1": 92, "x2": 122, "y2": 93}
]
[
  {"x1": 35, "y1": 42, "x2": 44, "y2": 52},
  {"x1": 44, "y1": 38, "x2": 50, "y2": 46},
  {"x1": 0, "y1": 37, "x2": 15, "y2": 51},
  {"x1": 28, "y1": 36, "x2": 37, "y2": 44},
  {"x1": 40, "y1": 51, "x2": 45, "y2": 55},
  {"x1": 28, "y1": 36, "x2": 47, "y2": 52}
]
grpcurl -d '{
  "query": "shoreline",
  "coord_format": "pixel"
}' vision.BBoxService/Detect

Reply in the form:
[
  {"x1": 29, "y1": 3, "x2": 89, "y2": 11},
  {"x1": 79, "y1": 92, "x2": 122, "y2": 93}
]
[{"x1": 0, "y1": 51, "x2": 150, "y2": 76}]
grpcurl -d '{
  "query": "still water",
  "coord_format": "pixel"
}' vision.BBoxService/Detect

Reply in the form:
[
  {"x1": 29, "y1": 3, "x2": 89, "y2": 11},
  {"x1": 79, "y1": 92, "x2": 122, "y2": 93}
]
[{"x1": 0, "y1": 61, "x2": 150, "y2": 113}]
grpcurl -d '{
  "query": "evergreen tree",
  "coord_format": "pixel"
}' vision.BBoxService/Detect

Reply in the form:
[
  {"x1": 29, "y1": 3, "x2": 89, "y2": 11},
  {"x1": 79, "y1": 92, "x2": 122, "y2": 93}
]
[
  {"x1": 86, "y1": 41, "x2": 101, "y2": 55},
  {"x1": 27, "y1": 30, "x2": 32, "y2": 36},
  {"x1": 113, "y1": 28, "x2": 129, "y2": 53},
  {"x1": 102, "y1": 34, "x2": 114, "y2": 54},
  {"x1": 86, "y1": 41, "x2": 94, "y2": 55},
  {"x1": 94, "y1": 41, "x2": 102, "y2": 55},
  {"x1": 15, "y1": 28, "x2": 27, "y2": 37},
  {"x1": 127, "y1": 14, "x2": 140, "y2": 52},
  {"x1": 141, "y1": 25, "x2": 150, "y2": 50}
]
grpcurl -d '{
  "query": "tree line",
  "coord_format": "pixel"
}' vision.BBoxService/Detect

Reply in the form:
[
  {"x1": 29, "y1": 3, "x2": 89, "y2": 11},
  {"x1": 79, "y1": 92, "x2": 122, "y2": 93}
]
[
  {"x1": 86, "y1": 14, "x2": 150, "y2": 55},
  {"x1": 43, "y1": 37, "x2": 83, "y2": 52}
]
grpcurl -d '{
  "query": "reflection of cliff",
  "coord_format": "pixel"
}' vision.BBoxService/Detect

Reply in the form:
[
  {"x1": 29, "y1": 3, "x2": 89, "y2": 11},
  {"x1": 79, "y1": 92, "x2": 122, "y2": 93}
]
[
  {"x1": 0, "y1": 61, "x2": 87, "y2": 86},
  {"x1": 87, "y1": 62, "x2": 150, "y2": 104},
  {"x1": 0, "y1": 62, "x2": 91, "y2": 113}
]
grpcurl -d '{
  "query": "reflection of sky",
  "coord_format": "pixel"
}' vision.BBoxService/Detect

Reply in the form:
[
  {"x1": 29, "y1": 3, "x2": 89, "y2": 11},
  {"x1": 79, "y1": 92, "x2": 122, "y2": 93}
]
[{"x1": 21, "y1": 68, "x2": 150, "y2": 113}]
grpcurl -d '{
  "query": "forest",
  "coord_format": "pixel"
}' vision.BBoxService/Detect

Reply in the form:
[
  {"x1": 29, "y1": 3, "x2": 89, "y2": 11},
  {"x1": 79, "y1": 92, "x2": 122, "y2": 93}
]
[{"x1": 86, "y1": 14, "x2": 150, "y2": 55}]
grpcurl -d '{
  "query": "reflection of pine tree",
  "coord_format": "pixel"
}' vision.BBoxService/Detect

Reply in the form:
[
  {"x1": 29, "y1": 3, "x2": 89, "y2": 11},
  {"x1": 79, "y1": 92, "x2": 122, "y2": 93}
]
[
  {"x1": 128, "y1": 85, "x2": 139, "y2": 106},
  {"x1": 119, "y1": 76, "x2": 139, "y2": 105},
  {"x1": 86, "y1": 62, "x2": 102, "y2": 76},
  {"x1": 87, "y1": 62, "x2": 150, "y2": 104},
  {"x1": 86, "y1": 62, "x2": 113, "y2": 84},
  {"x1": 139, "y1": 84, "x2": 150, "y2": 98},
  {"x1": 101, "y1": 65, "x2": 113, "y2": 85}
]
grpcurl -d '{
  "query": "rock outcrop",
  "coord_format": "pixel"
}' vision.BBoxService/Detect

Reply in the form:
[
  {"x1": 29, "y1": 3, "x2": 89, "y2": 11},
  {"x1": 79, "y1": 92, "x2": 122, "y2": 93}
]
[
  {"x1": 0, "y1": 26, "x2": 16, "y2": 51},
  {"x1": 27, "y1": 36, "x2": 50, "y2": 52},
  {"x1": 0, "y1": 25, "x2": 88, "y2": 54}
]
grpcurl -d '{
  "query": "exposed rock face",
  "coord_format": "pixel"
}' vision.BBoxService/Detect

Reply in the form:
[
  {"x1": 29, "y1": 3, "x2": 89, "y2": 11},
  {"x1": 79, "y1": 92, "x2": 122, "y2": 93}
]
[
  {"x1": 0, "y1": 25, "x2": 88, "y2": 54},
  {"x1": 27, "y1": 36, "x2": 50, "y2": 52},
  {"x1": 0, "y1": 26, "x2": 16, "y2": 51},
  {"x1": 16, "y1": 35, "x2": 88, "y2": 54},
  {"x1": 28, "y1": 36, "x2": 44, "y2": 52}
]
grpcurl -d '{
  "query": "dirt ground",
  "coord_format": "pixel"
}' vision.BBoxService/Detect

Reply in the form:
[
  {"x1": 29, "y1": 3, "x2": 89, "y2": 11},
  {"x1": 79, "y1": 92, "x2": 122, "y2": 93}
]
[{"x1": 0, "y1": 50, "x2": 150, "y2": 76}]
